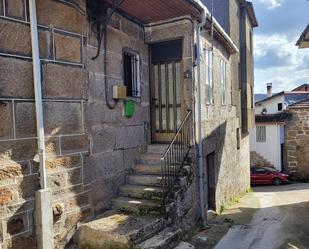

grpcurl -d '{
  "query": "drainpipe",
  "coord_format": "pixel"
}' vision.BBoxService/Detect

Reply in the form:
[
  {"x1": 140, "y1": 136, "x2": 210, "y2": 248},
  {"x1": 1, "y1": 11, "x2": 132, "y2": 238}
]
[
  {"x1": 193, "y1": 0, "x2": 207, "y2": 227},
  {"x1": 29, "y1": 0, "x2": 54, "y2": 248}
]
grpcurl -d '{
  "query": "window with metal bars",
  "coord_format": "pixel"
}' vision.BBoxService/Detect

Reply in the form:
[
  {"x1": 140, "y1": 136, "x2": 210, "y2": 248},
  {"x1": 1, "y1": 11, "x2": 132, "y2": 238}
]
[{"x1": 123, "y1": 50, "x2": 140, "y2": 97}]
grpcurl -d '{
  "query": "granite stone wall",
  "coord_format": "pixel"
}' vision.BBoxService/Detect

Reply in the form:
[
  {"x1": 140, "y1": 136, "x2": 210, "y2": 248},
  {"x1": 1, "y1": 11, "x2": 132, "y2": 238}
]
[
  {"x1": 145, "y1": 19, "x2": 250, "y2": 214},
  {"x1": 84, "y1": 12, "x2": 150, "y2": 214},
  {"x1": 0, "y1": 0, "x2": 253, "y2": 247},
  {"x1": 0, "y1": 0, "x2": 150, "y2": 248},
  {"x1": 0, "y1": 0, "x2": 91, "y2": 248},
  {"x1": 284, "y1": 107, "x2": 309, "y2": 180}
]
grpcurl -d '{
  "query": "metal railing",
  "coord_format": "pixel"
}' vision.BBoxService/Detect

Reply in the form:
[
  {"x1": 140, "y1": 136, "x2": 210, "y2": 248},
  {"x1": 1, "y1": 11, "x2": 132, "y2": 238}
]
[{"x1": 161, "y1": 110, "x2": 193, "y2": 204}]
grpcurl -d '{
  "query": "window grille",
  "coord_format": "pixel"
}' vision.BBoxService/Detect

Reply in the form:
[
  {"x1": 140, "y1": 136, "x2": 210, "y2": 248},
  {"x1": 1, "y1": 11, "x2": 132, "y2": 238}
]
[{"x1": 123, "y1": 50, "x2": 140, "y2": 97}]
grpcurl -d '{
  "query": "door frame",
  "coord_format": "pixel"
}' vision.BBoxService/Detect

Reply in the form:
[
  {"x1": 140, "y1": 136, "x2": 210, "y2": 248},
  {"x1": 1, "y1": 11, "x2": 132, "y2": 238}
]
[{"x1": 149, "y1": 61, "x2": 185, "y2": 143}]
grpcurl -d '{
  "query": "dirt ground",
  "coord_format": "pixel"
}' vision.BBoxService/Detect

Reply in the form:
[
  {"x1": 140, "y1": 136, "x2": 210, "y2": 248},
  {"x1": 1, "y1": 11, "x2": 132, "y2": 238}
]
[{"x1": 190, "y1": 183, "x2": 309, "y2": 249}]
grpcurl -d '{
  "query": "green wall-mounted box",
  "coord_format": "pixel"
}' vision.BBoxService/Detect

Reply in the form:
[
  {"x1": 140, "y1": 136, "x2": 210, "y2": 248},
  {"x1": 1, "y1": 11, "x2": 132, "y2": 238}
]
[{"x1": 124, "y1": 100, "x2": 135, "y2": 118}]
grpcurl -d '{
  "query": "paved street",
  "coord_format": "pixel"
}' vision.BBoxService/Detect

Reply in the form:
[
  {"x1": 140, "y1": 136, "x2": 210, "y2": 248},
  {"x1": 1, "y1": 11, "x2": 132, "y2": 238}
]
[{"x1": 214, "y1": 183, "x2": 309, "y2": 249}]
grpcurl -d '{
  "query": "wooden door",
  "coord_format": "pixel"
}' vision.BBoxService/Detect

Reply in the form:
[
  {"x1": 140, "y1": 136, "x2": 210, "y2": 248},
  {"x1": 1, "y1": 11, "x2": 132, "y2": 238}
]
[{"x1": 150, "y1": 61, "x2": 185, "y2": 143}]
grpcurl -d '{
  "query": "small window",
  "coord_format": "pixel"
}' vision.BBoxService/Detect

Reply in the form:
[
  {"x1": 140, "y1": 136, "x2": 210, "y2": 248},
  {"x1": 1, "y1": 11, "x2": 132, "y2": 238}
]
[
  {"x1": 205, "y1": 49, "x2": 213, "y2": 104},
  {"x1": 278, "y1": 103, "x2": 283, "y2": 111},
  {"x1": 256, "y1": 126, "x2": 266, "y2": 142},
  {"x1": 123, "y1": 50, "x2": 140, "y2": 97},
  {"x1": 220, "y1": 59, "x2": 227, "y2": 105}
]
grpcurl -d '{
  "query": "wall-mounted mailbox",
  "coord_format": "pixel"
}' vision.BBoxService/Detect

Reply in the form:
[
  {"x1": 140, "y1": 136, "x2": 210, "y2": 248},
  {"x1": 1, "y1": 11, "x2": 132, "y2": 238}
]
[
  {"x1": 124, "y1": 100, "x2": 135, "y2": 118},
  {"x1": 113, "y1": 85, "x2": 127, "y2": 99}
]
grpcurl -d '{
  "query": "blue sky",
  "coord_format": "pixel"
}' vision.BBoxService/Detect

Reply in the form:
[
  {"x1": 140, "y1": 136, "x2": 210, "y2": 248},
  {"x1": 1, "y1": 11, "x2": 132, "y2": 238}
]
[{"x1": 253, "y1": 0, "x2": 309, "y2": 93}]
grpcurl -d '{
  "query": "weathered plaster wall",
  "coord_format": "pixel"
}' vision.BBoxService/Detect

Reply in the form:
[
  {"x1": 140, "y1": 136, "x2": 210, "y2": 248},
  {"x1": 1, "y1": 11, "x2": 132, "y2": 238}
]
[
  {"x1": 0, "y1": 0, "x2": 91, "y2": 248},
  {"x1": 285, "y1": 107, "x2": 309, "y2": 180},
  {"x1": 250, "y1": 125, "x2": 282, "y2": 170},
  {"x1": 199, "y1": 31, "x2": 250, "y2": 212}
]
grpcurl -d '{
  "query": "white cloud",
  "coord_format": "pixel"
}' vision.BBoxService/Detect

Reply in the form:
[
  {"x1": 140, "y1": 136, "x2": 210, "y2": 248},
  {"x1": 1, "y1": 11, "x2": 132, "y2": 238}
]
[
  {"x1": 258, "y1": 0, "x2": 283, "y2": 9},
  {"x1": 254, "y1": 34, "x2": 299, "y2": 69},
  {"x1": 254, "y1": 34, "x2": 309, "y2": 93}
]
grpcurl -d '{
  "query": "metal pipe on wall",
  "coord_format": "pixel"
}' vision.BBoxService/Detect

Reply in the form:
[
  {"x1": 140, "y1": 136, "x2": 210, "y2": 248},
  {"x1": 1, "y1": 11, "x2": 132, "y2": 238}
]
[
  {"x1": 29, "y1": 1, "x2": 54, "y2": 248},
  {"x1": 193, "y1": 0, "x2": 207, "y2": 228},
  {"x1": 29, "y1": 0, "x2": 47, "y2": 189}
]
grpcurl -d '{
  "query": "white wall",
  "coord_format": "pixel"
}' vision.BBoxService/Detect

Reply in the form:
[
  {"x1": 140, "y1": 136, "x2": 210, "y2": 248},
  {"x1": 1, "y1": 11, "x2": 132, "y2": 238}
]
[
  {"x1": 255, "y1": 95, "x2": 285, "y2": 114},
  {"x1": 250, "y1": 124, "x2": 282, "y2": 171}
]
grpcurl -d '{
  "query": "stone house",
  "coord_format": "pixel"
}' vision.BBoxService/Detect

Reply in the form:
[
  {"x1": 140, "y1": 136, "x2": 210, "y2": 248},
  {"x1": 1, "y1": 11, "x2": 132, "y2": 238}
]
[
  {"x1": 284, "y1": 99, "x2": 309, "y2": 180},
  {"x1": 0, "y1": 0, "x2": 257, "y2": 248},
  {"x1": 250, "y1": 84, "x2": 309, "y2": 171},
  {"x1": 296, "y1": 24, "x2": 309, "y2": 49}
]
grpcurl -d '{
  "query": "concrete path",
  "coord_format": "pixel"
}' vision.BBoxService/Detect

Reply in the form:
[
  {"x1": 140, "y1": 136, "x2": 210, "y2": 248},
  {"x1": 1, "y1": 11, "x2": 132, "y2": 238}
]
[{"x1": 214, "y1": 183, "x2": 309, "y2": 249}]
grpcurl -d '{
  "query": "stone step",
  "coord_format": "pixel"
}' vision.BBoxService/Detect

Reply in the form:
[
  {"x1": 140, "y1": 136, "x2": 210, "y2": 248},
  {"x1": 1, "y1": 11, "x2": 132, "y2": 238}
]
[
  {"x1": 174, "y1": 242, "x2": 195, "y2": 249},
  {"x1": 119, "y1": 184, "x2": 163, "y2": 200},
  {"x1": 141, "y1": 153, "x2": 162, "y2": 164},
  {"x1": 111, "y1": 197, "x2": 163, "y2": 215},
  {"x1": 128, "y1": 175, "x2": 163, "y2": 187},
  {"x1": 147, "y1": 144, "x2": 168, "y2": 154},
  {"x1": 134, "y1": 164, "x2": 179, "y2": 175},
  {"x1": 77, "y1": 212, "x2": 167, "y2": 248},
  {"x1": 137, "y1": 228, "x2": 182, "y2": 249},
  {"x1": 135, "y1": 164, "x2": 162, "y2": 175}
]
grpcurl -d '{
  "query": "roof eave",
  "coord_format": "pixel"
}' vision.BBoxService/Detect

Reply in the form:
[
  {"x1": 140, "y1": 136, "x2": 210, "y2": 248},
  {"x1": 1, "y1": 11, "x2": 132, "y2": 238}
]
[
  {"x1": 296, "y1": 24, "x2": 309, "y2": 48},
  {"x1": 246, "y1": 1, "x2": 258, "y2": 28}
]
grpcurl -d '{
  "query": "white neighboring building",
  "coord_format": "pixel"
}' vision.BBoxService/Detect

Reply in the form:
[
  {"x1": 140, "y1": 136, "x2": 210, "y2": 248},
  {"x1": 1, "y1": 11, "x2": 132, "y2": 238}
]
[{"x1": 250, "y1": 83, "x2": 309, "y2": 171}]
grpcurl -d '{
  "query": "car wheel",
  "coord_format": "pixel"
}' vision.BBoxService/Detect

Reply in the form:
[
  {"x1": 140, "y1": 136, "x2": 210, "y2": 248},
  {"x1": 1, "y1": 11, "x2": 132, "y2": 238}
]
[{"x1": 273, "y1": 178, "x2": 281, "y2": 186}]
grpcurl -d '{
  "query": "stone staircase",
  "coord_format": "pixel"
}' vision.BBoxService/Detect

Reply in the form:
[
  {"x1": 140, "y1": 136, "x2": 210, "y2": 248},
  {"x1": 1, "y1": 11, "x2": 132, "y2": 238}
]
[
  {"x1": 75, "y1": 144, "x2": 186, "y2": 249},
  {"x1": 250, "y1": 151, "x2": 274, "y2": 167},
  {"x1": 111, "y1": 144, "x2": 167, "y2": 215}
]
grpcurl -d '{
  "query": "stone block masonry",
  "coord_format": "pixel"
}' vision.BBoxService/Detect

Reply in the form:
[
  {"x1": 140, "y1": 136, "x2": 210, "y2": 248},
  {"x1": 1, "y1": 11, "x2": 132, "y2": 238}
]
[
  {"x1": 0, "y1": 0, "x2": 90, "y2": 248},
  {"x1": 0, "y1": 0, "x2": 151, "y2": 247},
  {"x1": 284, "y1": 107, "x2": 309, "y2": 180},
  {"x1": 85, "y1": 10, "x2": 150, "y2": 216}
]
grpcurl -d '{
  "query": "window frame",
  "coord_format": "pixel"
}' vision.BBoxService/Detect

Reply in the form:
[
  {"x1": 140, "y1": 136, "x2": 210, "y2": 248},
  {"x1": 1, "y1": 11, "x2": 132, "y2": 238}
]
[
  {"x1": 220, "y1": 59, "x2": 227, "y2": 105},
  {"x1": 205, "y1": 49, "x2": 213, "y2": 105},
  {"x1": 123, "y1": 48, "x2": 141, "y2": 98},
  {"x1": 256, "y1": 125, "x2": 266, "y2": 143},
  {"x1": 278, "y1": 103, "x2": 283, "y2": 111}
]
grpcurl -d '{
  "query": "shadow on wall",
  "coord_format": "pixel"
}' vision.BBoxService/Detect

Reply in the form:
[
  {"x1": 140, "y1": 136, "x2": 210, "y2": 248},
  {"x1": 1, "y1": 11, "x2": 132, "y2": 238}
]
[{"x1": 202, "y1": 121, "x2": 227, "y2": 213}]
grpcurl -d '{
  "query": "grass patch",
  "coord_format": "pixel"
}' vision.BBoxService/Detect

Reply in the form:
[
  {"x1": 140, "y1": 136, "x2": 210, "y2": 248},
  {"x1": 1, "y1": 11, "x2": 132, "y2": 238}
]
[
  {"x1": 219, "y1": 188, "x2": 251, "y2": 215},
  {"x1": 246, "y1": 187, "x2": 253, "y2": 193}
]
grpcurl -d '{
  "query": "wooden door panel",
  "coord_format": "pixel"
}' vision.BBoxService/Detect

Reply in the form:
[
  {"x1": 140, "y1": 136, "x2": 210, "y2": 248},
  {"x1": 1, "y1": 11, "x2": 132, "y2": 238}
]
[{"x1": 151, "y1": 61, "x2": 184, "y2": 142}]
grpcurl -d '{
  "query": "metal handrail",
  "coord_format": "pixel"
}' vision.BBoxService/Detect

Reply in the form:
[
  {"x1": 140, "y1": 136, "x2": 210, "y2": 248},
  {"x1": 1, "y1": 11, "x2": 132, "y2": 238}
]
[{"x1": 161, "y1": 110, "x2": 193, "y2": 206}]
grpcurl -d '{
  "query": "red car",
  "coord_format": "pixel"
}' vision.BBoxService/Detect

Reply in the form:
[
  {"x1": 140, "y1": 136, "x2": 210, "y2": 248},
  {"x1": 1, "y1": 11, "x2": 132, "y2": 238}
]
[{"x1": 250, "y1": 167, "x2": 290, "y2": 186}]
